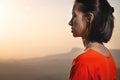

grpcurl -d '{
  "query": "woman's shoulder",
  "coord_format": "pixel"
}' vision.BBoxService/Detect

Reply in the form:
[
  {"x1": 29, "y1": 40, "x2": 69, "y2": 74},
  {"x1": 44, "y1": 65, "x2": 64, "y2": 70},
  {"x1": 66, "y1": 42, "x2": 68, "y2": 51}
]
[
  {"x1": 74, "y1": 48, "x2": 109, "y2": 64},
  {"x1": 75, "y1": 49, "x2": 97, "y2": 60}
]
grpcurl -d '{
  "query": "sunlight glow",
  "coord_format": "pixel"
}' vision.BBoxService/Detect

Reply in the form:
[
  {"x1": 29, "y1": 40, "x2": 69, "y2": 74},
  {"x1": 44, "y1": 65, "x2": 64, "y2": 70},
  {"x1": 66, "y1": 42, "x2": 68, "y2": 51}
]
[
  {"x1": 0, "y1": 1, "x2": 8, "y2": 36},
  {"x1": 0, "y1": 1, "x2": 8, "y2": 20},
  {"x1": 0, "y1": 0, "x2": 119, "y2": 60}
]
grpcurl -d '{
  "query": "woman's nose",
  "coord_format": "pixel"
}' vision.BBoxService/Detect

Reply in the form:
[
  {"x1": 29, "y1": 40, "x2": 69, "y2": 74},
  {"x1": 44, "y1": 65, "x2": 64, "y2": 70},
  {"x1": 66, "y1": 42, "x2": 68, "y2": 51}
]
[{"x1": 68, "y1": 19, "x2": 73, "y2": 26}]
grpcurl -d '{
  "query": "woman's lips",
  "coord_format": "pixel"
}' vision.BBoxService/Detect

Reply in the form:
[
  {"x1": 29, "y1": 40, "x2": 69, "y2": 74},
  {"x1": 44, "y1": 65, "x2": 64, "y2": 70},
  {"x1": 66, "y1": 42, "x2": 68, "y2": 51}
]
[{"x1": 71, "y1": 28, "x2": 74, "y2": 33}]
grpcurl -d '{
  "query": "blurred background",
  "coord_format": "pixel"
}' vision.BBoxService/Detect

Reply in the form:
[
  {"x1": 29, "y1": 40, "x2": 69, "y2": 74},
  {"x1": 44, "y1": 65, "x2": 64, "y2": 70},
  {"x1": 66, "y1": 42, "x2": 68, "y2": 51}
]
[{"x1": 0, "y1": 0, "x2": 120, "y2": 80}]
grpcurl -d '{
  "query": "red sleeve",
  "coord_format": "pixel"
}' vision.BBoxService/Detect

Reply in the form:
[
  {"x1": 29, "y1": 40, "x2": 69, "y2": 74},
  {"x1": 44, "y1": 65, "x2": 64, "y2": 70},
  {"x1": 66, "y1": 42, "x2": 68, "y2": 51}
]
[{"x1": 69, "y1": 61, "x2": 91, "y2": 80}]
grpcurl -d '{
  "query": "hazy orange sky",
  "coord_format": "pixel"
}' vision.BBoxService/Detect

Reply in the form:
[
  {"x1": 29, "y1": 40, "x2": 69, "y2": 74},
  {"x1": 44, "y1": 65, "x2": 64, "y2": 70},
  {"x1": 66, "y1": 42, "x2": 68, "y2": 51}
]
[{"x1": 0, "y1": 0, "x2": 120, "y2": 60}]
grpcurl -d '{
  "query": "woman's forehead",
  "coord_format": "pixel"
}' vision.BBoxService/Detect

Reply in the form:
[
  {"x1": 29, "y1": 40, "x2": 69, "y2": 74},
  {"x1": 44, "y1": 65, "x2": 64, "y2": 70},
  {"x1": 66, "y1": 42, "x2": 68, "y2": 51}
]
[
  {"x1": 73, "y1": 2, "x2": 83, "y2": 12},
  {"x1": 72, "y1": 3, "x2": 82, "y2": 14},
  {"x1": 72, "y1": 3, "x2": 79, "y2": 13},
  {"x1": 73, "y1": 3, "x2": 79, "y2": 11}
]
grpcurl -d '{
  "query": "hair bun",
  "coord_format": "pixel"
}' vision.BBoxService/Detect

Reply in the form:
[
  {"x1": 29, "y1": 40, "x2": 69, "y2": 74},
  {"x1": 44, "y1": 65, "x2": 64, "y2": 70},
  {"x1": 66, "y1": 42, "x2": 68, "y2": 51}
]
[{"x1": 111, "y1": 7, "x2": 114, "y2": 13}]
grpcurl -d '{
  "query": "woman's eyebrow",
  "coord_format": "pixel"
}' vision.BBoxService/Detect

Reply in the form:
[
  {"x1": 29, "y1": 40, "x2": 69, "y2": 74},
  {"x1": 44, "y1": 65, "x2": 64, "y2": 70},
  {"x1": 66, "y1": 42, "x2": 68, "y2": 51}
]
[{"x1": 72, "y1": 10, "x2": 76, "y2": 15}]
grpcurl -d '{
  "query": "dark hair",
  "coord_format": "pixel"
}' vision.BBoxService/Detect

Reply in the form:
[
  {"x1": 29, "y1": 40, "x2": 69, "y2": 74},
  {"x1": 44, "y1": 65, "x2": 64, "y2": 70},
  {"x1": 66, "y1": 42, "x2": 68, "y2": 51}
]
[{"x1": 75, "y1": 0, "x2": 114, "y2": 43}]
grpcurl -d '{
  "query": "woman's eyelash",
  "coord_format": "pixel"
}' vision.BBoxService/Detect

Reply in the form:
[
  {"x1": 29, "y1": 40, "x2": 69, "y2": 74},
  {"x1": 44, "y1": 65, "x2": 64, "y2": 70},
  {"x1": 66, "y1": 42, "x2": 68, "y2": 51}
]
[{"x1": 72, "y1": 14, "x2": 76, "y2": 17}]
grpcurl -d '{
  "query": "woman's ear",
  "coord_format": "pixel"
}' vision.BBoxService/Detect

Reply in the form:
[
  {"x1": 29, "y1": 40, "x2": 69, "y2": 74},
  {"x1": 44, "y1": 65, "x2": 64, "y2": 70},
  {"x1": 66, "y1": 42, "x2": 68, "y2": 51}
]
[
  {"x1": 86, "y1": 12, "x2": 94, "y2": 23},
  {"x1": 88, "y1": 12, "x2": 94, "y2": 23}
]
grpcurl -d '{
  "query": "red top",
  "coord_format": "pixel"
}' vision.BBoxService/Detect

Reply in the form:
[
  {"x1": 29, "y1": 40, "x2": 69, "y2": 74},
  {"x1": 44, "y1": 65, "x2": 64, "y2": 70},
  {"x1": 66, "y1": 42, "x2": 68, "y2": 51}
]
[{"x1": 69, "y1": 49, "x2": 117, "y2": 80}]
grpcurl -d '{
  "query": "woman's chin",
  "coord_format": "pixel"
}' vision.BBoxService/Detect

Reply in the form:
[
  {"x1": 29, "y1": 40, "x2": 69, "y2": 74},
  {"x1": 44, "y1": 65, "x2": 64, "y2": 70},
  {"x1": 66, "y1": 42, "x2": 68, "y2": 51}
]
[
  {"x1": 71, "y1": 31, "x2": 81, "y2": 37},
  {"x1": 72, "y1": 34, "x2": 81, "y2": 37}
]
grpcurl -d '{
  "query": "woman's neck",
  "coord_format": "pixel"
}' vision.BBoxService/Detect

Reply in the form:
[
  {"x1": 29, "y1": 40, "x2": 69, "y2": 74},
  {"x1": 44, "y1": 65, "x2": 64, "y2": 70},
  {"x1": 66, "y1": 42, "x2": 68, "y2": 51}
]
[
  {"x1": 82, "y1": 37, "x2": 88, "y2": 48},
  {"x1": 82, "y1": 40, "x2": 110, "y2": 56},
  {"x1": 85, "y1": 42, "x2": 104, "y2": 49},
  {"x1": 82, "y1": 38, "x2": 104, "y2": 49}
]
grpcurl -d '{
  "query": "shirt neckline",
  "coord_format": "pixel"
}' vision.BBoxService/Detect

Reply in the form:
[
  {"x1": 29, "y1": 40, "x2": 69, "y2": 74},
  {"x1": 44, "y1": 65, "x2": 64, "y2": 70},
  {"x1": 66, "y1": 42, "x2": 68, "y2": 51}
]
[{"x1": 88, "y1": 48, "x2": 111, "y2": 58}]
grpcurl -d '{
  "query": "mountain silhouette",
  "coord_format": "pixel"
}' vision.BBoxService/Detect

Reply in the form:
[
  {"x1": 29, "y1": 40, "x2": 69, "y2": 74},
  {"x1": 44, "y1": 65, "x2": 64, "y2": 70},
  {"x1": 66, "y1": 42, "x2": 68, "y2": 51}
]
[{"x1": 0, "y1": 48, "x2": 119, "y2": 80}]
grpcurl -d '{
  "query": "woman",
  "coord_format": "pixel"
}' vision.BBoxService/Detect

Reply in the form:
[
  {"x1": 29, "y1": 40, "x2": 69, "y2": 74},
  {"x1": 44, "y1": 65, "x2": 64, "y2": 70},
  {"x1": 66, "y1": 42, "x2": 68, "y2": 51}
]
[{"x1": 68, "y1": 0, "x2": 117, "y2": 80}]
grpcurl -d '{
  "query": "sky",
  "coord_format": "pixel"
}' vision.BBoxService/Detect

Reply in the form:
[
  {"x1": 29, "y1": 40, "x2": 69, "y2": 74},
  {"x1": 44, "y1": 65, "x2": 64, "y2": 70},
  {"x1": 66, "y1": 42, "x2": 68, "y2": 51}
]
[{"x1": 0, "y1": 0, "x2": 120, "y2": 60}]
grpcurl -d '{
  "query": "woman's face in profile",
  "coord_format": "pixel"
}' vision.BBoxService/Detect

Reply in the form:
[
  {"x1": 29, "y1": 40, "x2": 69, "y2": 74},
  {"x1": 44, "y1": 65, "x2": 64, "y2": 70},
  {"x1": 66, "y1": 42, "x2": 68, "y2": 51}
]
[{"x1": 69, "y1": 3, "x2": 87, "y2": 37}]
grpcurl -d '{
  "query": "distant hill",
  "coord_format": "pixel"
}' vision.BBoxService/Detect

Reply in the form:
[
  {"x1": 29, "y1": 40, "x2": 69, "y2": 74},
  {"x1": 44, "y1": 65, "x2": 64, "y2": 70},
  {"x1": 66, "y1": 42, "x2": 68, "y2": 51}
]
[{"x1": 0, "y1": 48, "x2": 119, "y2": 80}]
